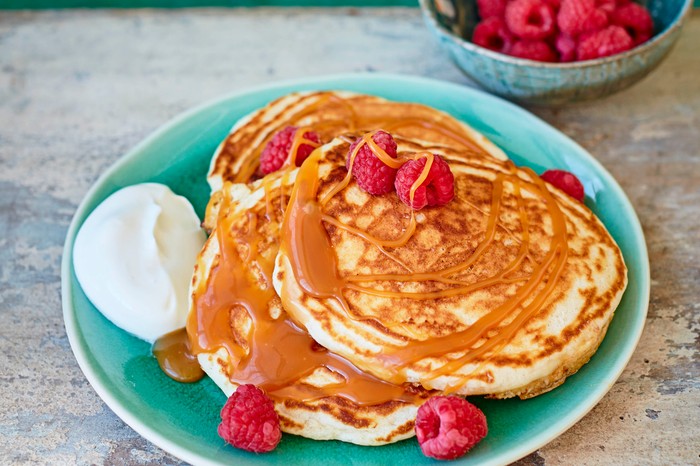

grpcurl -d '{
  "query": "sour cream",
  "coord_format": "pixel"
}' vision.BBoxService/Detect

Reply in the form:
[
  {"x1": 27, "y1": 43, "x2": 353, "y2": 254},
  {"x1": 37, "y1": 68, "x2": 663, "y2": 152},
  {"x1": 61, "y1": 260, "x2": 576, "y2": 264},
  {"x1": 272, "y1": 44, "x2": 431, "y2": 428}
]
[{"x1": 73, "y1": 183, "x2": 206, "y2": 343}]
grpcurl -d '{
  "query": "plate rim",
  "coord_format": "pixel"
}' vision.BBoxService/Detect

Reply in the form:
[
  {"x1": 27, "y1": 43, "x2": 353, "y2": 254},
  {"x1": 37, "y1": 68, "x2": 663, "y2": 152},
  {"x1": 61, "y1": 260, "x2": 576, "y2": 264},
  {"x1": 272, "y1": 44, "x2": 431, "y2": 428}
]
[{"x1": 61, "y1": 72, "x2": 650, "y2": 466}]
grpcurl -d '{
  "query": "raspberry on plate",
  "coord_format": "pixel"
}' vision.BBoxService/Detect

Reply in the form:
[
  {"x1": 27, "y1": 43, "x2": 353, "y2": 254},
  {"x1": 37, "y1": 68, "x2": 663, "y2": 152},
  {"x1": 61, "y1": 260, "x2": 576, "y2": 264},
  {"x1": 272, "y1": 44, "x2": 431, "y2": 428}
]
[
  {"x1": 395, "y1": 154, "x2": 454, "y2": 210},
  {"x1": 505, "y1": 0, "x2": 557, "y2": 40},
  {"x1": 260, "y1": 126, "x2": 320, "y2": 175},
  {"x1": 540, "y1": 169, "x2": 585, "y2": 202},
  {"x1": 347, "y1": 130, "x2": 399, "y2": 196},
  {"x1": 218, "y1": 384, "x2": 282, "y2": 453},
  {"x1": 510, "y1": 40, "x2": 558, "y2": 62},
  {"x1": 415, "y1": 396, "x2": 488, "y2": 460},
  {"x1": 577, "y1": 25, "x2": 634, "y2": 60},
  {"x1": 472, "y1": 16, "x2": 514, "y2": 54},
  {"x1": 612, "y1": 2, "x2": 654, "y2": 45}
]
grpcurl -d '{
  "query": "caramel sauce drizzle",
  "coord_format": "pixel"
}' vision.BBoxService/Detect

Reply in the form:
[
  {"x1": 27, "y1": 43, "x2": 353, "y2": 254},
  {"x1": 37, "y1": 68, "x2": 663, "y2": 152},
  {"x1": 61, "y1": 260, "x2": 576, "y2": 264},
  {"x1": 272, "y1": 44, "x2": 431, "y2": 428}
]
[
  {"x1": 227, "y1": 92, "x2": 487, "y2": 184},
  {"x1": 278, "y1": 135, "x2": 569, "y2": 387},
  {"x1": 283, "y1": 126, "x2": 321, "y2": 170},
  {"x1": 188, "y1": 179, "x2": 420, "y2": 404},
  {"x1": 189, "y1": 92, "x2": 570, "y2": 402},
  {"x1": 382, "y1": 118, "x2": 485, "y2": 155},
  {"x1": 231, "y1": 94, "x2": 359, "y2": 183}
]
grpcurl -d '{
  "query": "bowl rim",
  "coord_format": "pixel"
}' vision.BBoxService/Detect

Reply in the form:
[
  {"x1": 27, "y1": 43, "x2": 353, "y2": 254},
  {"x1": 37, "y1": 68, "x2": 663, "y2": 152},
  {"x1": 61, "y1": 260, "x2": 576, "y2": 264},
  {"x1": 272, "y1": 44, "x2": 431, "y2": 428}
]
[{"x1": 419, "y1": 0, "x2": 693, "y2": 68}]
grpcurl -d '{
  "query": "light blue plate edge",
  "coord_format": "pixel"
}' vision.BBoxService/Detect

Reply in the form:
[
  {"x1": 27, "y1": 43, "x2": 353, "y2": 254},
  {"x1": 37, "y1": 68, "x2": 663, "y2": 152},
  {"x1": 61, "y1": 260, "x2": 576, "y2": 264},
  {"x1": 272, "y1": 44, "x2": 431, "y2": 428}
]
[{"x1": 61, "y1": 72, "x2": 650, "y2": 466}]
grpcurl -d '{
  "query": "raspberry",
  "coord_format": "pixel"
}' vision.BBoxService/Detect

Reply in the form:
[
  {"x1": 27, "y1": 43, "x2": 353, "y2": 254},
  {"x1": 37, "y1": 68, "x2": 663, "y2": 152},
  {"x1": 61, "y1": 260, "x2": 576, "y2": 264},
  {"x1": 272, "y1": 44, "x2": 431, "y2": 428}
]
[
  {"x1": 556, "y1": 34, "x2": 578, "y2": 61},
  {"x1": 611, "y1": 2, "x2": 654, "y2": 45},
  {"x1": 260, "y1": 126, "x2": 320, "y2": 175},
  {"x1": 540, "y1": 169, "x2": 585, "y2": 201},
  {"x1": 543, "y1": 0, "x2": 561, "y2": 12},
  {"x1": 477, "y1": 0, "x2": 507, "y2": 18},
  {"x1": 505, "y1": 0, "x2": 557, "y2": 40},
  {"x1": 580, "y1": 8, "x2": 610, "y2": 34},
  {"x1": 472, "y1": 17, "x2": 514, "y2": 54},
  {"x1": 218, "y1": 384, "x2": 281, "y2": 453},
  {"x1": 347, "y1": 130, "x2": 399, "y2": 196},
  {"x1": 395, "y1": 154, "x2": 454, "y2": 210},
  {"x1": 415, "y1": 396, "x2": 488, "y2": 460},
  {"x1": 596, "y1": 0, "x2": 617, "y2": 15},
  {"x1": 510, "y1": 40, "x2": 558, "y2": 62},
  {"x1": 558, "y1": 0, "x2": 609, "y2": 37},
  {"x1": 577, "y1": 25, "x2": 634, "y2": 60}
]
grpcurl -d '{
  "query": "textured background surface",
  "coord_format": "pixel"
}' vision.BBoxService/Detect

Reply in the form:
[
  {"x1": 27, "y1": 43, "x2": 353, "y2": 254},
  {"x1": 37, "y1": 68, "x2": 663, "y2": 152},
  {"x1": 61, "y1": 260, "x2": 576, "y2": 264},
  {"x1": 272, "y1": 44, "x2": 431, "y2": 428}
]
[{"x1": 0, "y1": 8, "x2": 698, "y2": 465}]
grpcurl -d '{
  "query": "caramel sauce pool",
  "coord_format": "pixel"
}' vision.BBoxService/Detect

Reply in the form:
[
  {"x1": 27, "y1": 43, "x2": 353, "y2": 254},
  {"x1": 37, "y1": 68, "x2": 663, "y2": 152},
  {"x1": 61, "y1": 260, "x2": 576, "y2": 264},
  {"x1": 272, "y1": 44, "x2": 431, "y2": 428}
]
[{"x1": 153, "y1": 327, "x2": 205, "y2": 383}]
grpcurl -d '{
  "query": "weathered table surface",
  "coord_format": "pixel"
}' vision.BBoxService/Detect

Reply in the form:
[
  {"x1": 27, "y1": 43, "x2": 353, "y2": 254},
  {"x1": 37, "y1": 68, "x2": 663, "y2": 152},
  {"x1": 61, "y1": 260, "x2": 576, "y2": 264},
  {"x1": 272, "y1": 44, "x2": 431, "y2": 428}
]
[{"x1": 1, "y1": 7, "x2": 698, "y2": 465}]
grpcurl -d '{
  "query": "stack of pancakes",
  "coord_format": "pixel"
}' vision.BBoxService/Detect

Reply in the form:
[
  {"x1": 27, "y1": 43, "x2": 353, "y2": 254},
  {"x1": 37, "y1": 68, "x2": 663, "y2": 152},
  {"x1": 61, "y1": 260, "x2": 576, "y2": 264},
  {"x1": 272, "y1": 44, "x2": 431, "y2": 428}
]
[{"x1": 186, "y1": 91, "x2": 627, "y2": 445}]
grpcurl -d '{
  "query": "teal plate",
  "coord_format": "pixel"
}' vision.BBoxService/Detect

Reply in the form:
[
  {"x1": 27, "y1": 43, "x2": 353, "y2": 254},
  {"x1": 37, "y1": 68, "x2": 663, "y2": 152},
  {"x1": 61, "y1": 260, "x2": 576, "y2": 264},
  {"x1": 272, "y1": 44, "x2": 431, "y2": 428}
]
[{"x1": 61, "y1": 73, "x2": 650, "y2": 466}]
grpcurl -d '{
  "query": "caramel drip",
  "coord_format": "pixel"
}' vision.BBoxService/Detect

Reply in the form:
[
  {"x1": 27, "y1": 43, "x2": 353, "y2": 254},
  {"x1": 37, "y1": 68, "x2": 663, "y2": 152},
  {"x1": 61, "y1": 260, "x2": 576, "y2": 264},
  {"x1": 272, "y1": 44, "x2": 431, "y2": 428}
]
[
  {"x1": 319, "y1": 131, "x2": 387, "y2": 206},
  {"x1": 381, "y1": 118, "x2": 484, "y2": 154},
  {"x1": 375, "y1": 171, "x2": 567, "y2": 381},
  {"x1": 408, "y1": 153, "x2": 434, "y2": 204},
  {"x1": 279, "y1": 145, "x2": 570, "y2": 385},
  {"x1": 322, "y1": 214, "x2": 417, "y2": 251},
  {"x1": 318, "y1": 135, "x2": 432, "y2": 271},
  {"x1": 194, "y1": 92, "x2": 571, "y2": 401},
  {"x1": 321, "y1": 214, "x2": 414, "y2": 272},
  {"x1": 283, "y1": 126, "x2": 321, "y2": 170},
  {"x1": 232, "y1": 94, "x2": 359, "y2": 183},
  {"x1": 345, "y1": 276, "x2": 527, "y2": 301},
  {"x1": 345, "y1": 173, "x2": 504, "y2": 285},
  {"x1": 188, "y1": 184, "x2": 421, "y2": 404},
  {"x1": 282, "y1": 153, "x2": 348, "y2": 307},
  {"x1": 153, "y1": 327, "x2": 205, "y2": 383},
  {"x1": 262, "y1": 174, "x2": 275, "y2": 221},
  {"x1": 279, "y1": 169, "x2": 291, "y2": 217}
]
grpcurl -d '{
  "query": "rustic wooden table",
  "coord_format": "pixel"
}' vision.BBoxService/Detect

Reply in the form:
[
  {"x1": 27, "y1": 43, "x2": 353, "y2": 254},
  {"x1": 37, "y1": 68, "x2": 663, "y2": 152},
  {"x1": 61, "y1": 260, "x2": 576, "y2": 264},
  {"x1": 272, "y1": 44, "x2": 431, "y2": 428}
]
[{"x1": 1, "y1": 7, "x2": 698, "y2": 465}]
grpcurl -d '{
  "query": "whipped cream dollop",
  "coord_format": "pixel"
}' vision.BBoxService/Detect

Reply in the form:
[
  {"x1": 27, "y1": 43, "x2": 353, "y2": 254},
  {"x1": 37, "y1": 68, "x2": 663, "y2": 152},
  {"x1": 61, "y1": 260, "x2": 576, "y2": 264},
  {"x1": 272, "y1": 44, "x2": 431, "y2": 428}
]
[{"x1": 73, "y1": 183, "x2": 206, "y2": 343}]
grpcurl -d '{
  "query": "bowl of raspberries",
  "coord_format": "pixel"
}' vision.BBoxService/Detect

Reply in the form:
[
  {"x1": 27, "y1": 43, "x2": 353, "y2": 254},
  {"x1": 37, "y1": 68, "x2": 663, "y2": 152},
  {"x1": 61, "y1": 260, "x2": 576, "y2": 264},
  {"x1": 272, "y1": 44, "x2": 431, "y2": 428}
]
[{"x1": 420, "y1": 0, "x2": 692, "y2": 105}]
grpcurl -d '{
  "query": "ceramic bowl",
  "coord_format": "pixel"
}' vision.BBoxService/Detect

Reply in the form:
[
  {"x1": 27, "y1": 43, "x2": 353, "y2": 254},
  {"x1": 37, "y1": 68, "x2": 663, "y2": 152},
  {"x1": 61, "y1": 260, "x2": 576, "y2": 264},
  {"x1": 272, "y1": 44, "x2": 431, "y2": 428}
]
[{"x1": 420, "y1": 0, "x2": 693, "y2": 105}]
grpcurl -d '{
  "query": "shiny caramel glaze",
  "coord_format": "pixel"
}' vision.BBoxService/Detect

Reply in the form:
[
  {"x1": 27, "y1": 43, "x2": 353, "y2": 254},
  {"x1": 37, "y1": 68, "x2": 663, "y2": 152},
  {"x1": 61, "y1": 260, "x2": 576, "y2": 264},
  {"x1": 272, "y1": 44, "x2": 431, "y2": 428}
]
[
  {"x1": 274, "y1": 136, "x2": 627, "y2": 398},
  {"x1": 188, "y1": 91, "x2": 626, "y2": 445},
  {"x1": 188, "y1": 165, "x2": 433, "y2": 445},
  {"x1": 190, "y1": 91, "x2": 514, "y2": 444},
  {"x1": 153, "y1": 327, "x2": 205, "y2": 383}
]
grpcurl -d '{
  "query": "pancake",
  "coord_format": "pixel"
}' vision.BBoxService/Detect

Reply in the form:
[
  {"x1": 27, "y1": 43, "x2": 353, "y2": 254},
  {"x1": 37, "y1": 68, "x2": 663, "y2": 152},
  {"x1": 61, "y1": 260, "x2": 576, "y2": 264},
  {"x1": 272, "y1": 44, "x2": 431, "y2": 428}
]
[
  {"x1": 273, "y1": 136, "x2": 628, "y2": 399},
  {"x1": 187, "y1": 91, "x2": 626, "y2": 448},
  {"x1": 187, "y1": 168, "x2": 433, "y2": 446},
  {"x1": 208, "y1": 90, "x2": 506, "y2": 191},
  {"x1": 203, "y1": 90, "x2": 507, "y2": 231},
  {"x1": 187, "y1": 92, "x2": 518, "y2": 445}
]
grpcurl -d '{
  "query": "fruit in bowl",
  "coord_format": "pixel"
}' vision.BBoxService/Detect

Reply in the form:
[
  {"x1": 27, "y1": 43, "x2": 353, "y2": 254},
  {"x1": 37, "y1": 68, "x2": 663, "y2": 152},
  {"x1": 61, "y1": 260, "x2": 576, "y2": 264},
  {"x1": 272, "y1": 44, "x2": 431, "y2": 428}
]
[
  {"x1": 472, "y1": 0, "x2": 655, "y2": 62},
  {"x1": 420, "y1": 0, "x2": 693, "y2": 104}
]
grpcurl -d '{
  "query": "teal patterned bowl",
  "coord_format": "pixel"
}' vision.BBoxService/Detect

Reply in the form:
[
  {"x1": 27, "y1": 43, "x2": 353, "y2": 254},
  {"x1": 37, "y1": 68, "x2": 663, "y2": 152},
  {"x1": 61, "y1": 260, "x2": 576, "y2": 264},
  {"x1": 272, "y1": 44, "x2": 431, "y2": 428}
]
[{"x1": 420, "y1": 0, "x2": 693, "y2": 105}]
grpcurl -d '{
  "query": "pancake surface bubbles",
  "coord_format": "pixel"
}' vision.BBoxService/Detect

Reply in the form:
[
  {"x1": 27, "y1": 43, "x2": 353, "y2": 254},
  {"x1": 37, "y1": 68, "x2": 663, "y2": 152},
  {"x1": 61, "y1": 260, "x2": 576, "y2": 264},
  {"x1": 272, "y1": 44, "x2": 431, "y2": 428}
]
[{"x1": 273, "y1": 137, "x2": 628, "y2": 399}]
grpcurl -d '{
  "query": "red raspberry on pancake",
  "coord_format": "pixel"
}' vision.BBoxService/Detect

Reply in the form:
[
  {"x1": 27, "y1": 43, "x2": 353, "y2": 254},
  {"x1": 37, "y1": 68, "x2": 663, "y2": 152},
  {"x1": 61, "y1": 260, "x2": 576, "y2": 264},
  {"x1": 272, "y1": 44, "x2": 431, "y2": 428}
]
[{"x1": 395, "y1": 154, "x2": 454, "y2": 210}]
